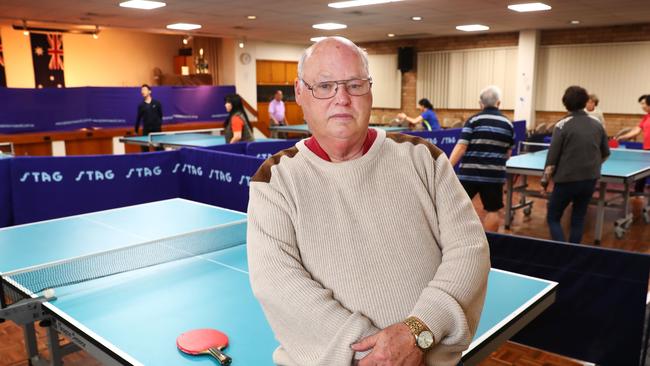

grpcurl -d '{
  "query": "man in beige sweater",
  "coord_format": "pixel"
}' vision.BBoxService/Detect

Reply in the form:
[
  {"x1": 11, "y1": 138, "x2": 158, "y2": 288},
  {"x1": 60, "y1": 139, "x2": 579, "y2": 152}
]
[{"x1": 247, "y1": 37, "x2": 490, "y2": 366}]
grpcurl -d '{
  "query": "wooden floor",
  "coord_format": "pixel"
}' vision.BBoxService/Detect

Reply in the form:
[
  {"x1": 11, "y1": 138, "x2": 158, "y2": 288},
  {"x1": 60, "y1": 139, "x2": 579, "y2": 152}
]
[{"x1": 1, "y1": 177, "x2": 647, "y2": 365}]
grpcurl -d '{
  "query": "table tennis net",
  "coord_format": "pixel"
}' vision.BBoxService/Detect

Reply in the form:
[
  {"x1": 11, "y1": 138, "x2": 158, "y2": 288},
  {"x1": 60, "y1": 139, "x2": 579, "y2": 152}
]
[{"x1": 3, "y1": 220, "x2": 247, "y2": 302}]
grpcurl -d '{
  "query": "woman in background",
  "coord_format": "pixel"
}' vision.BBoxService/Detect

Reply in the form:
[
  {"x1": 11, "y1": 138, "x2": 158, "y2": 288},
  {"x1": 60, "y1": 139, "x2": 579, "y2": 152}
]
[
  {"x1": 397, "y1": 98, "x2": 441, "y2": 131},
  {"x1": 224, "y1": 94, "x2": 255, "y2": 144}
]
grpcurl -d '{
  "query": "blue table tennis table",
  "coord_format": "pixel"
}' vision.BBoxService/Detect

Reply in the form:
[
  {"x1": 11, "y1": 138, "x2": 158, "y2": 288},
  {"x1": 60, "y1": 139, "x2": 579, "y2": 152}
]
[
  {"x1": 0, "y1": 199, "x2": 557, "y2": 366},
  {"x1": 119, "y1": 132, "x2": 229, "y2": 149},
  {"x1": 506, "y1": 148, "x2": 650, "y2": 244},
  {"x1": 269, "y1": 124, "x2": 408, "y2": 138}
]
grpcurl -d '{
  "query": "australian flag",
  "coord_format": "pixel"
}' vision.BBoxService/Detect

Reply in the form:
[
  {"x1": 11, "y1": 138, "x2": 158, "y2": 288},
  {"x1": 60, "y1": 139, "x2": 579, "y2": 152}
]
[
  {"x1": 0, "y1": 36, "x2": 6, "y2": 87},
  {"x1": 30, "y1": 33, "x2": 65, "y2": 88}
]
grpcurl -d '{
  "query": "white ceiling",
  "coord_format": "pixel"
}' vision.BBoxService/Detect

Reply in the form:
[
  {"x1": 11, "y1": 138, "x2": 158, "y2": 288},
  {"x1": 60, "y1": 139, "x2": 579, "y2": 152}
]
[{"x1": 0, "y1": 0, "x2": 649, "y2": 44}]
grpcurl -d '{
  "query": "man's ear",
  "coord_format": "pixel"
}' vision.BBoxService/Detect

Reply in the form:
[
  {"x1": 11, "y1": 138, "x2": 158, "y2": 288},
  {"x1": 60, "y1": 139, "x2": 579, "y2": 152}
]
[{"x1": 294, "y1": 78, "x2": 303, "y2": 106}]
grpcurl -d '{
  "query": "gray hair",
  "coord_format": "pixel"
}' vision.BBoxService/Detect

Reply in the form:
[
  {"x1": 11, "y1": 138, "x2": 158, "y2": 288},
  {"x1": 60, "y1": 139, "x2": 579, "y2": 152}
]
[
  {"x1": 297, "y1": 36, "x2": 370, "y2": 80},
  {"x1": 479, "y1": 85, "x2": 502, "y2": 107}
]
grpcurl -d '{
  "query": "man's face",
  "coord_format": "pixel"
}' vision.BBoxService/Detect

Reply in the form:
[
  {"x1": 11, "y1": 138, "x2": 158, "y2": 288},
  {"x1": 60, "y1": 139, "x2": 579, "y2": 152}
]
[
  {"x1": 641, "y1": 100, "x2": 649, "y2": 114},
  {"x1": 141, "y1": 87, "x2": 151, "y2": 98},
  {"x1": 586, "y1": 99, "x2": 596, "y2": 111},
  {"x1": 275, "y1": 91, "x2": 283, "y2": 101},
  {"x1": 295, "y1": 40, "x2": 372, "y2": 143}
]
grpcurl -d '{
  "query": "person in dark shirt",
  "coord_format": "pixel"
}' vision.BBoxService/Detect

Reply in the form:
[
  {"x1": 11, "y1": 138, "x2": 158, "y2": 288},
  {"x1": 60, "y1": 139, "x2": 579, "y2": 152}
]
[
  {"x1": 542, "y1": 86, "x2": 610, "y2": 243},
  {"x1": 135, "y1": 84, "x2": 163, "y2": 152},
  {"x1": 449, "y1": 85, "x2": 515, "y2": 232}
]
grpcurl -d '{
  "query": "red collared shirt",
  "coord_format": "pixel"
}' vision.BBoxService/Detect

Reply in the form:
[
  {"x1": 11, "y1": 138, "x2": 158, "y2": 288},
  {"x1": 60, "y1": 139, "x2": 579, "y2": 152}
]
[{"x1": 304, "y1": 128, "x2": 377, "y2": 161}]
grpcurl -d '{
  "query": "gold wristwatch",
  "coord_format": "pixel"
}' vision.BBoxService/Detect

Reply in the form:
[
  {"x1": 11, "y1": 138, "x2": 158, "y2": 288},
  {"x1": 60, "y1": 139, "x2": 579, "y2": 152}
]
[{"x1": 403, "y1": 316, "x2": 435, "y2": 351}]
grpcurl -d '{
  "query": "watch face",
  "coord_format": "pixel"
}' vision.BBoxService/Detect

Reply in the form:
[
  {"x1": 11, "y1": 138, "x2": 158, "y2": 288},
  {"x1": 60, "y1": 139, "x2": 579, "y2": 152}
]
[{"x1": 417, "y1": 331, "x2": 434, "y2": 349}]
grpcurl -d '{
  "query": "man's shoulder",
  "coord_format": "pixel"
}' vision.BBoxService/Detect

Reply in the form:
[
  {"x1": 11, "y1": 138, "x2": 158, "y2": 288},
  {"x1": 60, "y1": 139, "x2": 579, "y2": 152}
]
[
  {"x1": 251, "y1": 146, "x2": 301, "y2": 184},
  {"x1": 384, "y1": 133, "x2": 443, "y2": 160}
]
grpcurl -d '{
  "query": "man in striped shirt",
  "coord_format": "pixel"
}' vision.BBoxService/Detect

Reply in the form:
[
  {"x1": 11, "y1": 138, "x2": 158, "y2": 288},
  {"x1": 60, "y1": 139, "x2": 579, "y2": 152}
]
[{"x1": 449, "y1": 85, "x2": 515, "y2": 232}]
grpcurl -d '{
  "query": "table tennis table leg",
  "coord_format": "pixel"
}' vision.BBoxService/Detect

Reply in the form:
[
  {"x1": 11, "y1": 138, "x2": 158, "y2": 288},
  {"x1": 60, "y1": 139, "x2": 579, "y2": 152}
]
[
  {"x1": 45, "y1": 324, "x2": 64, "y2": 366},
  {"x1": 505, "y1": 174, "x2": 514, "y2": 230},
  {"x1": 594, "y1": 182, "x2": 607, "y2": 245},
  {"x1": 22, "y1": 323, "x2": 41, "y2": 365}
]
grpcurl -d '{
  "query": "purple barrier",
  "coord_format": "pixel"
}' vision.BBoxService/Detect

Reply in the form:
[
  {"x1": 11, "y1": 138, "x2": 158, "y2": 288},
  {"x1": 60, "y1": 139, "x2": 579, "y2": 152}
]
[
  {"x1": 179, "y1": 148, "x2": 265, "y2": 213},
  {"x1": 245, "y1": 140, "x2": 300, "y2": 159},
  {"x1": 405, "y1": 120, "x2": 526, "y2": 157},
  {"x1": 0, "y1": 158, "x2": 12, "y2": 227},
  {"x1": 10, "y1": 151, "x2": 181, "y2": 224},
  {"x1": 0, "y1": 85, "x2": 235, "y2": 134}
]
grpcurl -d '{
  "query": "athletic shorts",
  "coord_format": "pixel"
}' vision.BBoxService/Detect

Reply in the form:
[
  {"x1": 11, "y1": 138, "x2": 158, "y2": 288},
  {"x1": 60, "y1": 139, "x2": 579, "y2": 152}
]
[{"x1": 461, "y1": 181, "x2": 504, "y2": 212}]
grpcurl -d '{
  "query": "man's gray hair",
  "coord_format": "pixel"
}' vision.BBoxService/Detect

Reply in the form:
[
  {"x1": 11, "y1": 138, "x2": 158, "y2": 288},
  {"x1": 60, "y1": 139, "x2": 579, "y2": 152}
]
[
  {"x1": 479, "y1": 85, "x2": 502, "y2": 107},
  {"x1": 297, "y1": 36, "x2": 370, "y2": 80}
]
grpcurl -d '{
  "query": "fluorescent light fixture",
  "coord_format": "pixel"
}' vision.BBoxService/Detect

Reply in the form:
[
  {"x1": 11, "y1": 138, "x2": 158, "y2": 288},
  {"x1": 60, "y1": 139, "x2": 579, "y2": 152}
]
[
  {"x1": 119, "y1": 0, "x2": 166, "y2": 10},
  {"x1": 247, "y1": 15, "x2": 257, "y2": 20},
  {"x1": 312, "y1": 23, "x2": 347, "y2": 30},
  {"x1": 166, "y1": 23, "x2": 202, "y2": 30},
  {"x1": 507, "y1": 2, "x2": 551, "y2": 12},
  {"x1": 411, "y1": 16, "x2": 422, "y2": 21},
  {"x1": 387, "y1": 33, "x2": 395, "y2": 37},
  {"x1": 570, "y1": 20, "x2": 580, "y2": 24},
  {"x1": 456, "y1": 24, "x2": 490, "y2": 32},
  {"x1": 310, "y1": 36, "x2": 327, "y2": 42},
  {"x1": 328, "y1": 0, "x2": 402, "y2": 9}
]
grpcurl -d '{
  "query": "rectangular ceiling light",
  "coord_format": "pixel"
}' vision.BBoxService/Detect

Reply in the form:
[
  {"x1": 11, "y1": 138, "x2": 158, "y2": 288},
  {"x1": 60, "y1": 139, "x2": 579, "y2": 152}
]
[
  {"x1": 507, "y1": 2, "x2": 552, "y2": 12},
  {"x1": 456, "y1": 24, "x2": 490, "y2": 32},
  {"x1": 312, "y1": 23, "x2": 347, "y2": 30},
  {"x1": 328, "y1": 0, "x2": 402, "y2": 9},
  {"x1": 166, "y1": 23, "x2": 202, "y2": 30},
  {"x1": 119, "y1": 0, "x2": 166, "y2": 10}
]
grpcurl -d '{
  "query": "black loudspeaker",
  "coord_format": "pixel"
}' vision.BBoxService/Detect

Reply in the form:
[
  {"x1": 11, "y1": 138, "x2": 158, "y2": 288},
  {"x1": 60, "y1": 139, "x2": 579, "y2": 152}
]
[
  {"x1": 179, "y1": 47, "x2": 192, "y2": 56},
  {"x1": 398, "y1": 47, "x2": 414, "y2": 73}
]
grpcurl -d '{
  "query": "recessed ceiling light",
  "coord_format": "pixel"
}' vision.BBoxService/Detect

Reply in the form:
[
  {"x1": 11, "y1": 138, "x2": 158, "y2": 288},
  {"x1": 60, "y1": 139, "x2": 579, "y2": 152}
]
[
  {"x1": 456, "y1": 24, "x2": 490, "y2": 32},
  {"x1": 328, "y1": 0, "x2": 402, "y2": 8},
  {"x1": 507, "y1": 2, "x2": 551, "y2": 12},
  {"x1": 411, "y1": 16, "x2": 422, "y2": 21},
  {"x1": 387, "y1": 33, "x2": 395, "y2": 37},
  {"x1": 119, "y1": 0, "x2": 166, "y2": 10},
  {"x1": 570, "y1": 20, "x2": 580, "y2": 24},
  {"x1": 166, "y1": 23, "x2": 202, "y2": 30},
  {"x1": 247, "y1": 15, "x2": 257, "y2": 20},
  {"x1": 312, "y1": 23, "x2": 347, "y2": 30},
  {"x1": 310, "y1": 36, "x2": 328, "y2": 42}
]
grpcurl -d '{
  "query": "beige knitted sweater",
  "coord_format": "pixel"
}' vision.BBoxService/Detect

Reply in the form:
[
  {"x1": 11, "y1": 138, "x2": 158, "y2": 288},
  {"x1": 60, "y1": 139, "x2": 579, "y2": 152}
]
[{"x1": 247, "y1": 129, "x2": 490, "y2": 366}]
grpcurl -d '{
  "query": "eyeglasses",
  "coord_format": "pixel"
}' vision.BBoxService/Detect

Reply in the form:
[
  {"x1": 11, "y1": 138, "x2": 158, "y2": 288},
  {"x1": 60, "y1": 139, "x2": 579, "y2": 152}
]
[{"x1": 301, "y1": 78, "x2": 372, "y2": 99}]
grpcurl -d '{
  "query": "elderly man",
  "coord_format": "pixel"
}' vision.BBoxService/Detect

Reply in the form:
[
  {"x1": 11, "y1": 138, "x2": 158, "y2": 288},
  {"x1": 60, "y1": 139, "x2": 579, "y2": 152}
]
[
  {"x1": 448, "y1": 86, "x2": 515, "y2": 232},
  {"x1": 269, "y1": 90, "x2": 288, "y2": 126},
  {"x1": 247, "y1": 37, "x2": 489, "y2": 366}
]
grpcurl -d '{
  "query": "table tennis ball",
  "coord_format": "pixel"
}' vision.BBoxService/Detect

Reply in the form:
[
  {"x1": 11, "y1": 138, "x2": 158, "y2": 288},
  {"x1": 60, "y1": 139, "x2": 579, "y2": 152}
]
[{"x1": 43, "y1": 288, "x2": 55, "y2": 299}]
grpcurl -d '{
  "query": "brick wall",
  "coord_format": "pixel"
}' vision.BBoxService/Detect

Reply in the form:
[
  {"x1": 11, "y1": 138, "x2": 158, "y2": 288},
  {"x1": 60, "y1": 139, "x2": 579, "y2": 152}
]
[{"x1": 360, "y1": 23, "x2": 650, "y2": 134}]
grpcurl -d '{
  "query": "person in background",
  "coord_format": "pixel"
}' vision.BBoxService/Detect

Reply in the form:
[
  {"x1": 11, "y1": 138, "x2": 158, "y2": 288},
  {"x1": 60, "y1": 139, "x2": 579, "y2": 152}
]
[
  {"x1": 397, "y1": 98, "x2": 441, "y2": 131},
  {"x1": 269, "y1": 90, "x2": 288, "y2": 126},
  {"x1": 585, "y1": 94, "x2": 605, "y2": 125},
  {"x1": 542, "y1": 86, "x2": 610, "y2": 243},
  {"x1": 224, "y1": 94, "x2": 255, "y2": 144},
  {"x1": 616, "y1": 94, "x2": 650, "y2": 205},
  {"x1": 134, "y1": 84, "x2": 163, "y2": 152},
  {"x1": 449, "y1": 85, "x2": 515, "y2": 232}
]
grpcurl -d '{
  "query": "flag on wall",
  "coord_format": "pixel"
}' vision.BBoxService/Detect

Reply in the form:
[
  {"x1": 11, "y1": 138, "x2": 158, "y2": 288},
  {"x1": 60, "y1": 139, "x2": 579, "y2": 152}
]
[
  {"x1": 0, "y1": 36, "x2": 6, "y2": 87},
  {"x1": 30, "y1": 33, "x2": 65, "y2": 88}
]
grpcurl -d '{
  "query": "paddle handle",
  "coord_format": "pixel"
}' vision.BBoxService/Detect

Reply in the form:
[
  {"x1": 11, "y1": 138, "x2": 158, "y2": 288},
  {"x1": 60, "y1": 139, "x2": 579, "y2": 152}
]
[{"x1": 208, "y1": 347, "x2": 232, "y2": 365}]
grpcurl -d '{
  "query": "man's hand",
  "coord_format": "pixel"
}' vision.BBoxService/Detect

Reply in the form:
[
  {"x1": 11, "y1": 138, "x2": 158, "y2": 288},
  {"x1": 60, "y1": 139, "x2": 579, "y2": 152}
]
[
  {"x1": 351, "y1": 323, "x2": 425, "y2": 366},
  {"x1": 397, "y1": 113, "x2": 407, "y2": 120}
]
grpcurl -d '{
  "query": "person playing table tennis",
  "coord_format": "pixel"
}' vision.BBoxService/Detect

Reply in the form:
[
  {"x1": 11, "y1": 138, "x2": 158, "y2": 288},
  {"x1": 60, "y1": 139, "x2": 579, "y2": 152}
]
[
  {"x1": 247, "y1": 37, "x2": 489, "y2": 366},
  {"x1": 616, "y1": 94, "x2": 650, "y2": 197}
]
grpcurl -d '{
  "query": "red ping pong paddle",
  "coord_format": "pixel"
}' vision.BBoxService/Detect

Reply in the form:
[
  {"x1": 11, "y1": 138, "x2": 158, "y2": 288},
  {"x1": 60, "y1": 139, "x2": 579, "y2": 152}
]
[
  {"x1": 608, "y1": 139, "x2": 620, "y2": 148},
  {"x1": 177, "y1": 329, "x2": 232, "y2": 365}
]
